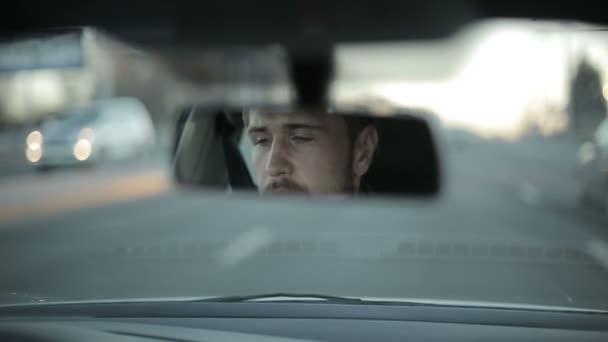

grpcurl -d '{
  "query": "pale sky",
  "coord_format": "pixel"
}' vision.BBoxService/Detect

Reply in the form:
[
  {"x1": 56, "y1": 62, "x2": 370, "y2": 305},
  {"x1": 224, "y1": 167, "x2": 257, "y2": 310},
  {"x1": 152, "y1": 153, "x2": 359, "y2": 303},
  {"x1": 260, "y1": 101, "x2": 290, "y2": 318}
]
[{"x1": 334, "y1": 20, "x2": 608, "y2": 140}]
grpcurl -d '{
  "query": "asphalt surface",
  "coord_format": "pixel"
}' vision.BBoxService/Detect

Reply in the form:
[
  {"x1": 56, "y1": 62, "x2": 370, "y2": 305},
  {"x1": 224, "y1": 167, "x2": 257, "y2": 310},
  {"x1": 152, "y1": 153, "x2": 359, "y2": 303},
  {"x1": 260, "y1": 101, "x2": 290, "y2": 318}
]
[
  {"x1": 1, "y1": 131, "x2": 608, "y2": 310},
  {"x1": 0, "y1": 128, "x2": 30, "y2": 179},
  {"x1": 0, "y1": 155, "x2": 172, "y2": 223}
]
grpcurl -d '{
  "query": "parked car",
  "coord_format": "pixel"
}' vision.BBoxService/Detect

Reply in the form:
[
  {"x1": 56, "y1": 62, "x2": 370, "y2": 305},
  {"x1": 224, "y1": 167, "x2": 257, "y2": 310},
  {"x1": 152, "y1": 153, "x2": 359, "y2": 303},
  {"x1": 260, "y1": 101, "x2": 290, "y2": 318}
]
[
  {"x1": 577, "y1": 117, "x2": 608, "y2": 214},
  {"x1": 25, "y1": 97, "x2": 155, "y2": 169}
]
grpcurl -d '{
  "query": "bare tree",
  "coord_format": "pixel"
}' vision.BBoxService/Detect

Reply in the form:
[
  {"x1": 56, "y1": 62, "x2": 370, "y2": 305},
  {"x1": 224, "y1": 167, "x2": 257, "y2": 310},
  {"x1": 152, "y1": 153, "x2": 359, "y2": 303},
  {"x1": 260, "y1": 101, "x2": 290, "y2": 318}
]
[{"x1": 569, "y1": 58, "x2": 607, "y2": 141}]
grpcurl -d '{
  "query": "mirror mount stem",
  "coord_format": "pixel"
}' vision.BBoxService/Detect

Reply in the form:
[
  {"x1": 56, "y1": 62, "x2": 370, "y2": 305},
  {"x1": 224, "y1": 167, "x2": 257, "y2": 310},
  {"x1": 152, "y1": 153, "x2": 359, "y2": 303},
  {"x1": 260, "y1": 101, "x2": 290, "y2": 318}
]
[{"x1": 286, "y1": 42, "x2": 334, "y2": 110}]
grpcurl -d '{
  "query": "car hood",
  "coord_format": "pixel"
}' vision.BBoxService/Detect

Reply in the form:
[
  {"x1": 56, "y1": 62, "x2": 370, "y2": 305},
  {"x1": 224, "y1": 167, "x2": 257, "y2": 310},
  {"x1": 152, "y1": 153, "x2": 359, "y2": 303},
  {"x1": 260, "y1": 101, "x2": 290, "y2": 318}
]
[{"x1": 41, "y1": 120, "x2": 90, "y2": 143}]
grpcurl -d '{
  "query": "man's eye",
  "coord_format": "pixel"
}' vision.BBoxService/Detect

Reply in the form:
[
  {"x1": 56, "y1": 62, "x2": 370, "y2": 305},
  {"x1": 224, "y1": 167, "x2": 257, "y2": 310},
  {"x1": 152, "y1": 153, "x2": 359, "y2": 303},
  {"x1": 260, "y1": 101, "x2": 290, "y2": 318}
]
[
  {"x1": 253, "y1": 137, "x2": 271, "y2": 146},
  {"x1": 291, "y1": 136, "x2": 313, "y2": 144}
]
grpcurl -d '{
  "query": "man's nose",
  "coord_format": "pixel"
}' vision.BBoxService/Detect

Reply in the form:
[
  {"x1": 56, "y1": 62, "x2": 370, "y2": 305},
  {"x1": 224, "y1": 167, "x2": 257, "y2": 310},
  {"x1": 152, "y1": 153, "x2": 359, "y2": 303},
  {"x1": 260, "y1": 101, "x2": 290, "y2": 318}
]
[{"x1": 266, "y1": 139, "x2": 292, "y2": 177}]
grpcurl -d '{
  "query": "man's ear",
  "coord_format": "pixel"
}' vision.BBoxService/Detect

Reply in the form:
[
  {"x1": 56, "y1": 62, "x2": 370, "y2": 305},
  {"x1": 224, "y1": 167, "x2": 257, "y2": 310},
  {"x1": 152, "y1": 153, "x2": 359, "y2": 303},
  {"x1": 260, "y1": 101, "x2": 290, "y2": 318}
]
[{"x1": 352, "y1": 125, "x2": 379, "y2": 178}]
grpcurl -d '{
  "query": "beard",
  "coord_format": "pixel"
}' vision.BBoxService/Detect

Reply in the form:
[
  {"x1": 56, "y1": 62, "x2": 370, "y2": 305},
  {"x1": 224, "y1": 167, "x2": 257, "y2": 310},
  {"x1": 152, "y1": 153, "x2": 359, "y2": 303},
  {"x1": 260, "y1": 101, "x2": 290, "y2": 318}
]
[
  {"x1": 263, "y1": 178, "x2": 308, "y2": 194},
  {"x1": 261, "y1": 150, "x2": 357, "y2": 194},
  {"x1": 262, "y1": 171, "x2": 354, "y2": 195}
]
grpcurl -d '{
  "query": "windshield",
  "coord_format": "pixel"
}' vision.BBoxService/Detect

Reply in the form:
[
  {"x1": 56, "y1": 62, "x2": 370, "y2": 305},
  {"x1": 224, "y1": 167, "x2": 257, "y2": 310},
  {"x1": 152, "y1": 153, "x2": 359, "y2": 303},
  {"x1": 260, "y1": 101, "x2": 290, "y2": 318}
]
[
  {"x1": 1, "y1": 20, "x2": 608, "y2": 312},
  {"x1": 42, "y1": 108, "x2": 99, "y2": 130}
]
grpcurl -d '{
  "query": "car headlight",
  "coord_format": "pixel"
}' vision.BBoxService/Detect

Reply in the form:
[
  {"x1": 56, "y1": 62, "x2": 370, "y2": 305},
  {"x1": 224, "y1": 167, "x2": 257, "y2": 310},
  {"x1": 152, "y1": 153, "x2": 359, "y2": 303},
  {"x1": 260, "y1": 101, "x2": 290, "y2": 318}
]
[
  {"x1": 26, "y1": 130, "x2": 43, "y2": 150},
  {"x1": 25, "y1": 146, "x2": 42, "y2": 163},
  {"x1": 73, "y1": 139, "x2": 92, "y2": 161}
]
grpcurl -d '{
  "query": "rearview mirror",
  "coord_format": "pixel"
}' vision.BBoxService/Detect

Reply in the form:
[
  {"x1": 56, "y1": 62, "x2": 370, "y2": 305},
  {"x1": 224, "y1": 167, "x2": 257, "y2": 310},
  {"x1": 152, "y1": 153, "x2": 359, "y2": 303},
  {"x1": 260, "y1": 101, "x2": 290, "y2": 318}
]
[{"x1": 172, "y1": 107, "x2": 441, "y2": 197}]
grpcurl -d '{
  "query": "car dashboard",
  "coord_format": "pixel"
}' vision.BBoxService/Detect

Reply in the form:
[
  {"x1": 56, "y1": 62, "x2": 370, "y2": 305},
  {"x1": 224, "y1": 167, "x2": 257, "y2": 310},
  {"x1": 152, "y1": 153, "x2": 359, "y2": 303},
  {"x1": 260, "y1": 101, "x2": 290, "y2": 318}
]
[{"x1": 1, "y1": 301, "x2": 607, "y2": 342}]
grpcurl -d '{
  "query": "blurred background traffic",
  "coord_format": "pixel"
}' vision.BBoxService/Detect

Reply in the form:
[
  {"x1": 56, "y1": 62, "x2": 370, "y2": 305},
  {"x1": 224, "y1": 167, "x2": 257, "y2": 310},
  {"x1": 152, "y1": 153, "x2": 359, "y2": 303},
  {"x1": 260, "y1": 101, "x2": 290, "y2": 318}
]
[
  {"x1": 0, "y1": 28, "x2": 179, "y2": 176},
  {"x1": 1, "y1": 20, "x2": 608, "y2": 223}
]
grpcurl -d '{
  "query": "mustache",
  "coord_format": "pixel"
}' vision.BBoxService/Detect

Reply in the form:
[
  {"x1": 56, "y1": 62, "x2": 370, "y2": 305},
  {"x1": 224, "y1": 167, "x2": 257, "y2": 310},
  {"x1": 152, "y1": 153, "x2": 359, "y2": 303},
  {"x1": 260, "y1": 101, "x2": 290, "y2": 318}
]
[{"x1": 263, "y1": 178, "x2": 307, "y2": 193}]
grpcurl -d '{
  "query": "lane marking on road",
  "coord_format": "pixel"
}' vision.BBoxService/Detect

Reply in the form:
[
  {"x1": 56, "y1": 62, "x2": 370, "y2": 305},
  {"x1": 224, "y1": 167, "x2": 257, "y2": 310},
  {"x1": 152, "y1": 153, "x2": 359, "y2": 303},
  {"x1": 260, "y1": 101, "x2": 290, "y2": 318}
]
[{"x1": 0, "y1": 170, "x2": 172, "y2": 224}]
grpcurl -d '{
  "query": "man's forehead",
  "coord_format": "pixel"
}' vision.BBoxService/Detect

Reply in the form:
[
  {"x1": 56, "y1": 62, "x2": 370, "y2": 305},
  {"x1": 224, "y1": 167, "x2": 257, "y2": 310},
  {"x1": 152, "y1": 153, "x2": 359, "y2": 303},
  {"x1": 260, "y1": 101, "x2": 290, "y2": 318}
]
[{"x1": 247, "y1": 110, "x2": 331, "y2": 128}]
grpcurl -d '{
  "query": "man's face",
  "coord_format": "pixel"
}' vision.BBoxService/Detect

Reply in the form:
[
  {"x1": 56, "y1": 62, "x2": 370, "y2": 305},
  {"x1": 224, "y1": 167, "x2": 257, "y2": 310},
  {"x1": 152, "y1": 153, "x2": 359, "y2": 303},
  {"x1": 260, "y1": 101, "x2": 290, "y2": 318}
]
[{"x1": 247, "y1": 111, "x2": 355, "y2": 194}]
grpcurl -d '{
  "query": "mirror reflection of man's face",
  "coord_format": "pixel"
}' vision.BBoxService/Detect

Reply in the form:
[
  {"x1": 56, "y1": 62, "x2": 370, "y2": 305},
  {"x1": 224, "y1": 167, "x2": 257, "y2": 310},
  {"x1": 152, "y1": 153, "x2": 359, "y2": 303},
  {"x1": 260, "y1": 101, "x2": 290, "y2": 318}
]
[{"x1": 247, "y1": 111, "x2": 356, "y2": 194}]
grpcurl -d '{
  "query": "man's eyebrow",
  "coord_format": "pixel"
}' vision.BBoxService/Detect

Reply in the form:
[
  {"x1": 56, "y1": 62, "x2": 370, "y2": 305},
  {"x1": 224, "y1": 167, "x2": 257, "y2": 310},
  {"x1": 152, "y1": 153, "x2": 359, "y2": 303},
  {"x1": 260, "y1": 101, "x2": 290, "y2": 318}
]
[
  {"x1": 283, "y1": 123, "x2": 325, "y2": 131},
  {"x1": 247, "y1": 126, "x2": 268, "y2": 135},
  {"x1": 247, "y1": 123, "x2": 325, "y2": 134}
]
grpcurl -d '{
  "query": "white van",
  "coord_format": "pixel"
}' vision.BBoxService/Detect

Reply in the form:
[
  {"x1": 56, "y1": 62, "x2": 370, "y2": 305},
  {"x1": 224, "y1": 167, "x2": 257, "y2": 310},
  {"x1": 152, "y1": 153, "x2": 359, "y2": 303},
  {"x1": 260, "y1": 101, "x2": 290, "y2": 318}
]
[{"x1": 25, "y1": 97, "x2": 155, "y2": 169}]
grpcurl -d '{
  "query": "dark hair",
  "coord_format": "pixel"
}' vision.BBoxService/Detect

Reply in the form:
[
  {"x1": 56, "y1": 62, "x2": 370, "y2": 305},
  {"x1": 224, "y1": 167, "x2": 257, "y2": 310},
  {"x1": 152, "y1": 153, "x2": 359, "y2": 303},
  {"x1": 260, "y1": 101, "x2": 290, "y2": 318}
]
[{"x1": 344, "y1": 115, "x2": 376, "y2": 144}]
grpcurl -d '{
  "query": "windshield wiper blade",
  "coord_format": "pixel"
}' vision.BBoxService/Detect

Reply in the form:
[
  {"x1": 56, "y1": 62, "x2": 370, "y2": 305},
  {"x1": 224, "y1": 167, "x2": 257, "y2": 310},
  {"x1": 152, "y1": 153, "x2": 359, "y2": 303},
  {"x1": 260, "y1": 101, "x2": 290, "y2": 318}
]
[
  {"x1": 190, "y1": 293, "x2": 441, "y2": 306},
  {"x1": 192, "y1": 293, "x2": 367, "y2": 303}
]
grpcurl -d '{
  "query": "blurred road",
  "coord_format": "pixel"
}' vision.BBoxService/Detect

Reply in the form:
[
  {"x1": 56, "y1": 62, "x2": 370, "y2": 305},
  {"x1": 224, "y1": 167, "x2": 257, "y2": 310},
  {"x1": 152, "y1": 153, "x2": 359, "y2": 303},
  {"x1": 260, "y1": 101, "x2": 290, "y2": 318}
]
[
  {"x1": 0, "y1": 128, "x2": 29, "y2": 179},
  {"x1": 444, "y1": 132, "x2": 607, "y2": 238},
  {"x1": 1, "y1": 130, "x2": 608, "y2": 309},
  {"x1": 0, "y1": 155, "x2": 172, "y2": 224}
]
